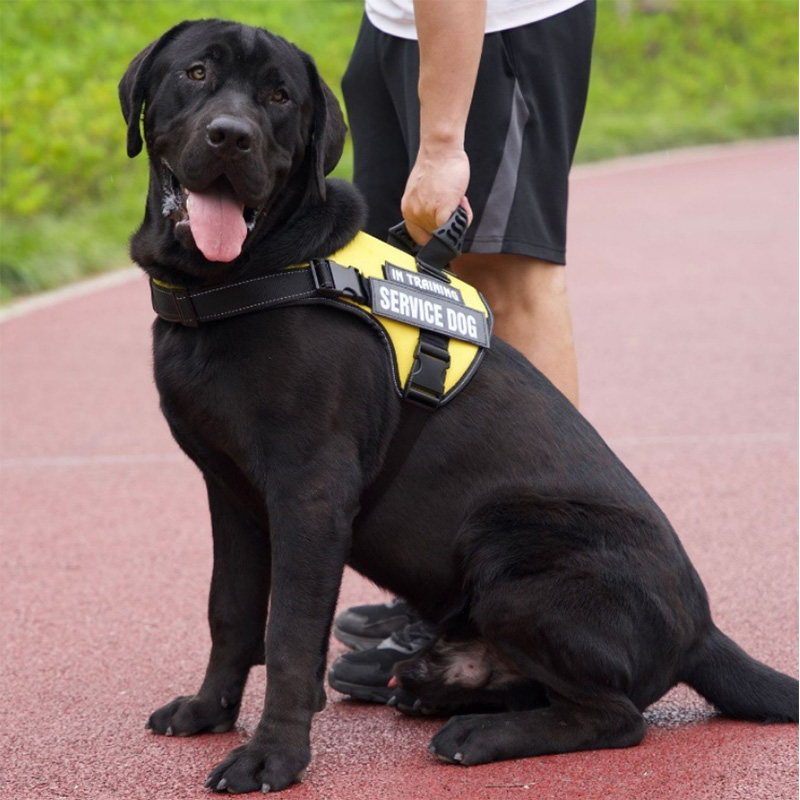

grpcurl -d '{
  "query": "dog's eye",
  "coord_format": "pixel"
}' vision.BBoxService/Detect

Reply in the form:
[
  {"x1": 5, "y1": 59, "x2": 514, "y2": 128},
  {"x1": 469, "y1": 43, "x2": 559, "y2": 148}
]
[
  {"x1": 271, "y1": 89, "x2": 289, "y2": 104},
  {"x1": 187, "y1": 65, "x2": 206, "y2": 81}
]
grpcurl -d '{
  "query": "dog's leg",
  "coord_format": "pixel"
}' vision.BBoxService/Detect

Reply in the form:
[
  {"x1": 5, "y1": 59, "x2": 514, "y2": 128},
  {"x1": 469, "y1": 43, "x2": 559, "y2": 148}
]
[
  {"x1": 424, "y1": 497, "x2": 667, "y2": 765},
  {"x1": 430, "y1": 693, "x2": 645, "y2": 765},
  {"x1": 147, "y1": 477, "x2": 269, "y2": 736},
  {"x1": 204, "y1": 471, "x2": 355, "y2": 794}
]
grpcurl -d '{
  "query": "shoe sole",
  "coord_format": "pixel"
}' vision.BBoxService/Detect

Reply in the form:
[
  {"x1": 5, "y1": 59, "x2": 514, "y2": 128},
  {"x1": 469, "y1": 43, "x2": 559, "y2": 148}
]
[
  {"x1": 327, "y1": 674, "x2": 396, "y2": 704},
  {"x1": 327, "y1": 674, "x2": 448, "y2": 716},
  {"x1": 332, "y1": 625, "x2": 389, "y2": 652}
]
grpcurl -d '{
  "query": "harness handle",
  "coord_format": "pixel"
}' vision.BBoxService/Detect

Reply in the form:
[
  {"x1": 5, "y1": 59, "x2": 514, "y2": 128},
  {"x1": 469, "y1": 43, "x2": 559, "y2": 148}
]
[{"x1": 387, "y1": 206, "x2": 469, "y2": 281}]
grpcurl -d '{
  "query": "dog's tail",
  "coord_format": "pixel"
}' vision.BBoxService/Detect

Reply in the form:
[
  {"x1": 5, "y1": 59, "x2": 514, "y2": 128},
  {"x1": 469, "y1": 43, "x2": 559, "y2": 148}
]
[{"x1": 681, "y1": 624, "x2": 798, "y2": 722}]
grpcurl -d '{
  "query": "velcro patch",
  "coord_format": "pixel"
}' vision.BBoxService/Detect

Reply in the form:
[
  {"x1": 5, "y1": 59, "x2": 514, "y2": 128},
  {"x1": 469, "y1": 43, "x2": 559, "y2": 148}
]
[{"x1": 369, "y1": 278, "x2": 490, "y2": 348}]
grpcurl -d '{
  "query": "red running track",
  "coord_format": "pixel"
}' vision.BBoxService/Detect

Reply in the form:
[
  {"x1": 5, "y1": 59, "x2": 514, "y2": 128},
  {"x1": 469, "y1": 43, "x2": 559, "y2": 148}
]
[{"x1": 1, "y1": 139, "x2": 797, "y2": 800}]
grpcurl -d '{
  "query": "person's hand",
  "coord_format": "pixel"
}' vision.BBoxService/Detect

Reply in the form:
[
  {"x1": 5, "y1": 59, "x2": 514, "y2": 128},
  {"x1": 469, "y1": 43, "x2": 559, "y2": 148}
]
[{"x1": 401, "y1": 143, "x2": 473, "y2": 246}]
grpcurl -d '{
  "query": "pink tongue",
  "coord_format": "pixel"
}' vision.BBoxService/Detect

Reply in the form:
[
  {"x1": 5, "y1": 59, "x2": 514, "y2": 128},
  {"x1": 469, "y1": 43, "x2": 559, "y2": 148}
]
[{"x1": 187, "y1": 185, "x2": 247, "y2": 262}]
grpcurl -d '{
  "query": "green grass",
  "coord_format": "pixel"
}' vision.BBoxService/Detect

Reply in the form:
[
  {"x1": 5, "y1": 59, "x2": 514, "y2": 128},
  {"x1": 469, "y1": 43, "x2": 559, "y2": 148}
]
[
  {"x1": 1, "y1": 0, "x2": 797, "y2": 300},
  {"x1": 578, "y1": 0, "x2": 798, "y2": 160}
]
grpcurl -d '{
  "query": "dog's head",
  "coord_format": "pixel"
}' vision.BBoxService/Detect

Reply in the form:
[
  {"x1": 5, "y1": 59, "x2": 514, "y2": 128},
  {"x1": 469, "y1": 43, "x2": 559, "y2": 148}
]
[{"x1": 120, "y1": 20, "x2": 347, "y2": 269}]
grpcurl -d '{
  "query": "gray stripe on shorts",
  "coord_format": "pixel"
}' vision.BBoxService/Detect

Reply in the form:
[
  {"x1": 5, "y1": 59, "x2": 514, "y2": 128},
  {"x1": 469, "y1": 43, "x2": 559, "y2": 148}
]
[{"x1": 471, "y1": 79, "x2": 530, "y2": 249}]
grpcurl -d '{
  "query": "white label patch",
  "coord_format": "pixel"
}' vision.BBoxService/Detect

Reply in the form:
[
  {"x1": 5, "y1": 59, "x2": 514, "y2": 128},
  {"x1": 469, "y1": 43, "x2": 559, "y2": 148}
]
[
  {"x1": 383, "y1": 262, "x2": 464, "y2": 304},
  {"x1": 369, "y1": 278, "x2": 490, "y2": 347}
]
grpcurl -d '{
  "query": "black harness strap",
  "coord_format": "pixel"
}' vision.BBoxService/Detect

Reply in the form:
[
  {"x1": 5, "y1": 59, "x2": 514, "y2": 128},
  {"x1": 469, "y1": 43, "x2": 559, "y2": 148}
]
[
  {"x1": 355, "y1": 208, "x2": 469, "y2": 520},
  {"x1": 355, "y1": 328, "x2": 450, "y2": 522},
  {"x1": 150, "y1": 259, "x2": 368, "y2": 326}
]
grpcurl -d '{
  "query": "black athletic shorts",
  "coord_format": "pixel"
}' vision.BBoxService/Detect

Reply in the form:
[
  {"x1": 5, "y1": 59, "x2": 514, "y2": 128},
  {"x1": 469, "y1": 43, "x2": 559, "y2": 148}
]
[{"x1": 341, "y1": 1, "x2": 596, "y2": 264}]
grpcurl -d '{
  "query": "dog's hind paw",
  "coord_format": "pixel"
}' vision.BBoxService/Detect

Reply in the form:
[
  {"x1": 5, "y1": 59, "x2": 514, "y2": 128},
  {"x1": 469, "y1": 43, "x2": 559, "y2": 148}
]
[
  {"x1": 429, "y1": 713, "x2": 505, "y2": 766},
  {"x1": 146, "y1": 693, "x2": 239, "y2": 737}
]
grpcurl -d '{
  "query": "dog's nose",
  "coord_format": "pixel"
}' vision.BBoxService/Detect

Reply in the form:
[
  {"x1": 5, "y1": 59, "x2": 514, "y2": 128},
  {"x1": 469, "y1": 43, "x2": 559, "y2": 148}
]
[{"x1": 205, "y1": 116, "x2": 255, "y2": 155}]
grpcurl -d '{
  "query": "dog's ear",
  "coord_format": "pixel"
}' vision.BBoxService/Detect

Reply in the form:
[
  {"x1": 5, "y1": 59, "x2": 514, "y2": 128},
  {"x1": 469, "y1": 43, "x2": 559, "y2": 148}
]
[
  {"x1": 302, "y1": 53, "x2": 347, "y2": 201},
  {"x1": 119, "y1": 21, "x2": 195, "y2": 158}
]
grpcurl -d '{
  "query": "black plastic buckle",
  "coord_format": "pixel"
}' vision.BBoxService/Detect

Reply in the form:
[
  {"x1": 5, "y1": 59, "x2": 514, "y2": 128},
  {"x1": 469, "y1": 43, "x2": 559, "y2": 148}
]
[
  {"x1": 310, "y1": 259, "x2": 369, "y2": 304},
  {"x1": 404, "y1": 335, "x2": 451, "y2": 408}
]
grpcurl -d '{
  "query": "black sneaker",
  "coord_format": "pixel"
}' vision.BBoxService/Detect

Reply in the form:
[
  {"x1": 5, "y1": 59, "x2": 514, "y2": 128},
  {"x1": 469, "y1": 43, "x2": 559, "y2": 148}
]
[
  {"x1": 332, "y1": 598, "x2": 419, "y2": 651},
  {"x1": 327, "y1": 620, "x2": 437, "y2": 704}
]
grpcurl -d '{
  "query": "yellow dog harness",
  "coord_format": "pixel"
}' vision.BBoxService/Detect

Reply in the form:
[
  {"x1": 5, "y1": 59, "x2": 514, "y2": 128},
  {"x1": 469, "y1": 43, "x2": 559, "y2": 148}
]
[
  {"x1": 151, "y1": 229, "x2": 492, "y2": 408},
  {"x1": 308, "y1": 231, "x2": 491, "y2": 405}
]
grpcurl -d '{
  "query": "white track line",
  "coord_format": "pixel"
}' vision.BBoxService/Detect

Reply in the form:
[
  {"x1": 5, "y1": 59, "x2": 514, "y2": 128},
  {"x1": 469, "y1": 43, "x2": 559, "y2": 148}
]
[
  {"x1": 608, "y1": 431, "x2": 796, "y2": 448},
  {"x1": 0, "y1": 453, "x2": 189, "y2": 469},
  {"x1": 0, "y1": 266, "x2": 141, "y2": 323},
  {"x1": 1, "y1": 432, "x2": 793, "y2": 471},
  {"x1": 570, "y1": 136, "x2": 797, "y2": 181}
]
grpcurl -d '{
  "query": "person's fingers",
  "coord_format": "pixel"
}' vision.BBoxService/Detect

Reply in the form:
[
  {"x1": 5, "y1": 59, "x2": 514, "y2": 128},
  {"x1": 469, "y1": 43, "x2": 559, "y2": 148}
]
[
  {"x1": 459, "y1": 196, "x2": 473, "y2": 226},
  {"x1": 405, "y1": 219, "x2": 431, "y2": 246},
  {"x1": 433, "y1": 204, "x2": 452, "y2": 229},
  {"x1": 406, "y1": 198, "x2": 473, "y2": 247}
]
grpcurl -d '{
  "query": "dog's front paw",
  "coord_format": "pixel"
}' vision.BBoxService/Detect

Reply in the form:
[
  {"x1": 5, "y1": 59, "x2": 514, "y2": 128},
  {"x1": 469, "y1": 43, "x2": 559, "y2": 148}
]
[
  {"x1": 146, "y1": 694, "x2": 239, "y2": 737},
  {"x1": 205, "y1": 741, "x2": 309, "y2": 794}
]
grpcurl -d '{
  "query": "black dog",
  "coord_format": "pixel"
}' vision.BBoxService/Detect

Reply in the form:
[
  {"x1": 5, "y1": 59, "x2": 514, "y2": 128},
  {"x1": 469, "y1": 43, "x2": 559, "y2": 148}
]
[{"x1": 119, "y1": 19, "x2": 798, "y2": 795}]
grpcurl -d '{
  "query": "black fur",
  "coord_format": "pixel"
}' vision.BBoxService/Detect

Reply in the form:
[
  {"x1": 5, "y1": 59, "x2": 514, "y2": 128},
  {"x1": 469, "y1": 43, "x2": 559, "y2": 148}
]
[{"x1": 120, "y1": 19, "x2": 798, "y2": 795}]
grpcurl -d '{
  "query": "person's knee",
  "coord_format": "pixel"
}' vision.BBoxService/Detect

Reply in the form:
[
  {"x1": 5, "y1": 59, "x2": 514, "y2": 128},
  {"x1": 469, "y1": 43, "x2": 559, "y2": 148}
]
[
  {"x1": 452, "y1": 253, "x2": 579, "y2": 405},
  {"x1": 451, "y1": 253, "x2": 569, "y2": 320}
]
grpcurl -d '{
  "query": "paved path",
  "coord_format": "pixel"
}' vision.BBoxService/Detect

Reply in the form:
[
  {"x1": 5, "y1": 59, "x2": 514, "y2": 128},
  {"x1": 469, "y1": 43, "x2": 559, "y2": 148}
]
[{"x1": 1, "y1": 139, "x2": 797, "y2": 799}]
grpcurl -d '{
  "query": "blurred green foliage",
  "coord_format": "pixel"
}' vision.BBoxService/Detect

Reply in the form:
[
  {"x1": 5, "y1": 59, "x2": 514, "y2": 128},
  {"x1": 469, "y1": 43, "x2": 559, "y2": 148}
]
[
  {"x1": 0, "y1": 0, "x2": 362, "y2": 299},
  {"x1": 581, "y1": 0, "x2": 799, "y2": 159},
  {"x1": 0, "y1": 0, "x2": 797, "y2": 300}
]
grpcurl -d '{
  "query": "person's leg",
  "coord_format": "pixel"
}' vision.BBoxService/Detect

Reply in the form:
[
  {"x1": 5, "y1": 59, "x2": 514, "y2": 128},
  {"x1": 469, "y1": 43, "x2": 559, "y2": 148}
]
[
  {"x1": 330, "y1": 4, "x2": 595, "y2": 700},
  {"x1": 449, "y1": 4, "x2": 594, "y2": 410},
  {"x1": 341, "y1": 16, "x2": 412, "y2": 238},
  {"x1": 452, "y1": 253, "x2": 579, "y2": 407}
]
